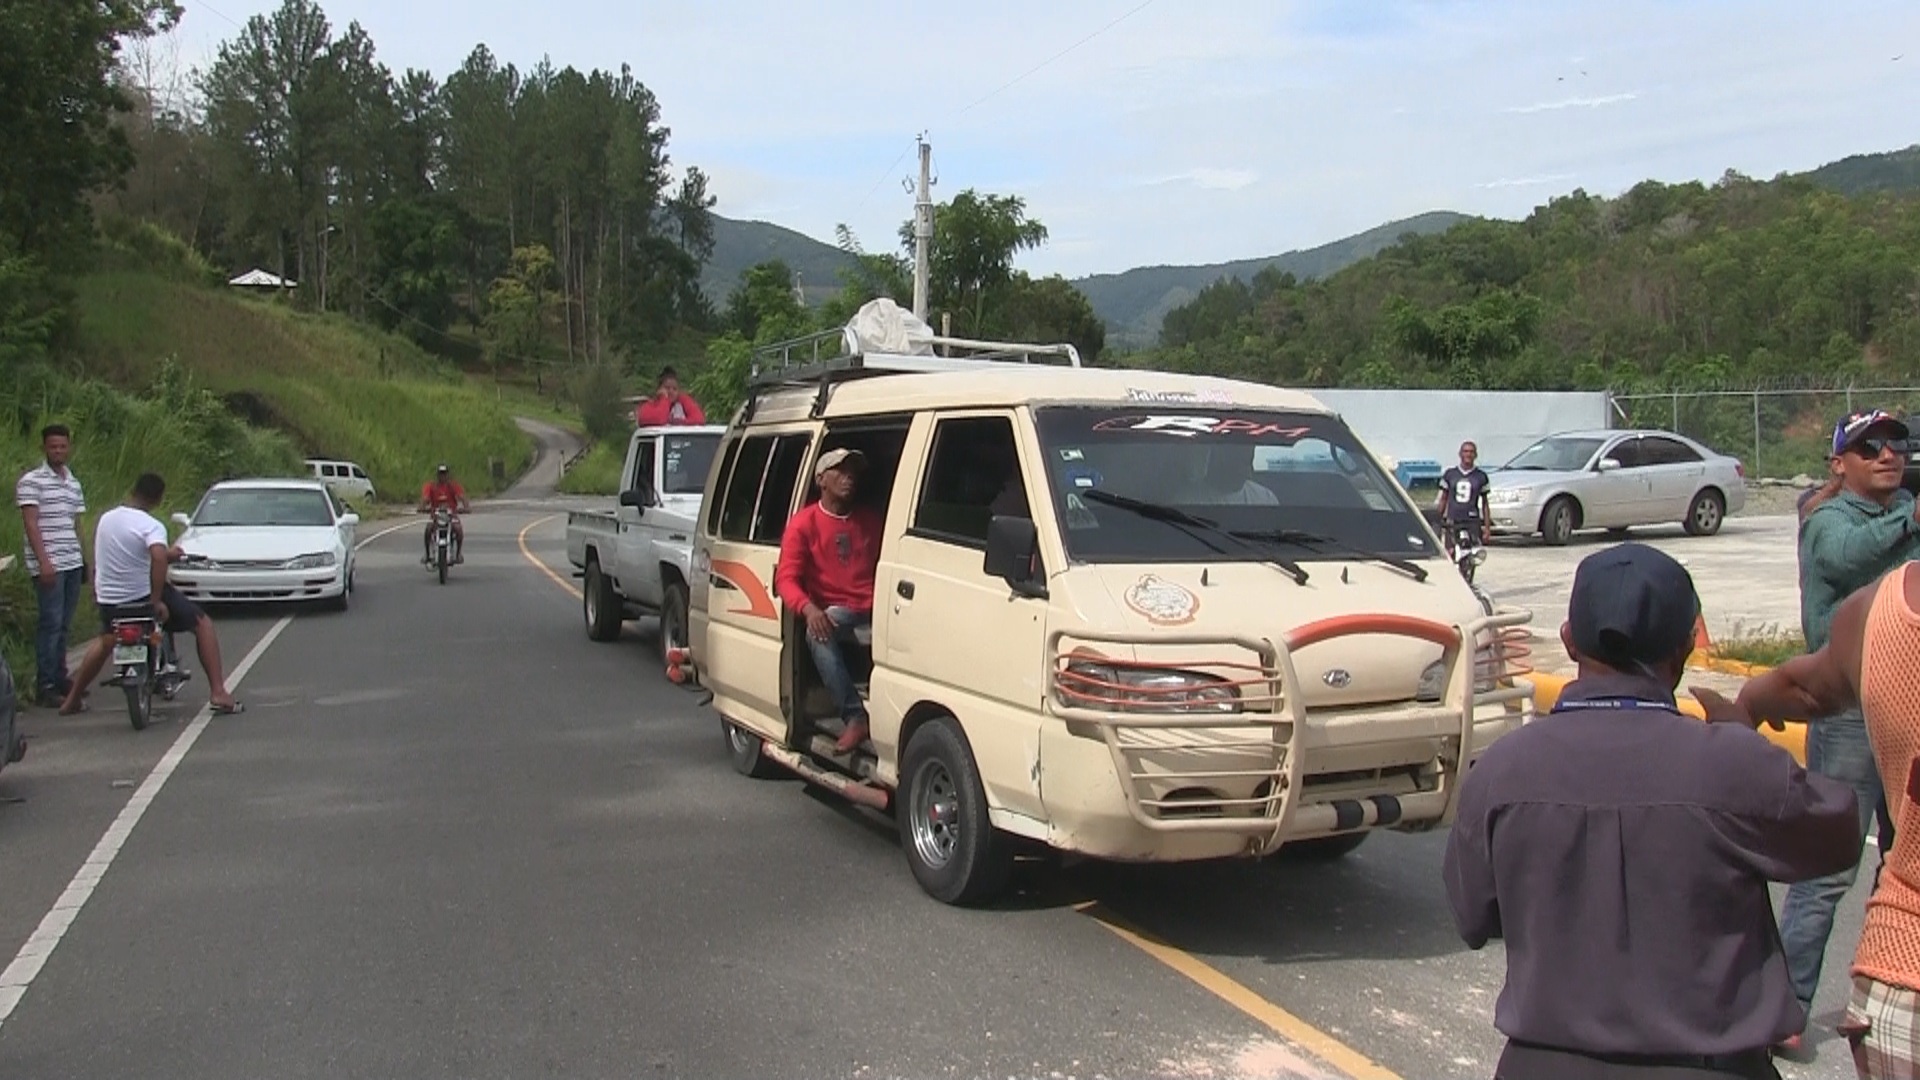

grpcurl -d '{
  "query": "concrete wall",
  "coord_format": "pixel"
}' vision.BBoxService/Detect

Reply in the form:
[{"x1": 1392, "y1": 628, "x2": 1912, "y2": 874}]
[{"x1": 1304, "y1": 389, "x2": 1613, "y2": 468}]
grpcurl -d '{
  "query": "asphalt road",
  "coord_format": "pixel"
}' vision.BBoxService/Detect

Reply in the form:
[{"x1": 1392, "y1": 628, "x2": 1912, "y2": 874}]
[{"x1": 0, "y1": 496, "x2": 1876, "y2": 1080}]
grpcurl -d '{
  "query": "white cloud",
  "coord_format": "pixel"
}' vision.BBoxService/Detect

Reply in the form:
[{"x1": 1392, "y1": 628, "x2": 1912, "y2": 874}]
[
  {"x1": 167, "y1": 0, "x2": 1920, "y2": 278},
  {"x1": 1502, "y1": 92, "x2": 1640, "y2": 115}
]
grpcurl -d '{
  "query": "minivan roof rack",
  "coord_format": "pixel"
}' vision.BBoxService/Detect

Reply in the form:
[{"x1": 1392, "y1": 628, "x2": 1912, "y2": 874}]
[{"x1": 742, "y1": 300, "x2": 1082, "y2": 419}]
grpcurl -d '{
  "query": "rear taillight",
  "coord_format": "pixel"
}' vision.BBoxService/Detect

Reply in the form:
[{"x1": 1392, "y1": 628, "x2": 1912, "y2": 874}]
[
  {"x1": 114, "y1": 624, "x2": 143, "y2": 645},
  {"x1": 1736, "y1": 462, "x2": 1746, "y2": 478}
]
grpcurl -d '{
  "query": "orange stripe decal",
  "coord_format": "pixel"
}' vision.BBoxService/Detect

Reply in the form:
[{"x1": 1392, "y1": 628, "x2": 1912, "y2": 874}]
[{"x1": 709, "y1": 559, "x2": 779, "y2": 620}]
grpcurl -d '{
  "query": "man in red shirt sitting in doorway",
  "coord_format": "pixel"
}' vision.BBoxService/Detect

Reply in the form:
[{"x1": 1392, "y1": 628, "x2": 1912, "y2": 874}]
[
  {"x1": 634, "y1": 366, "x2": 706, "y2": 426},
  {"x1": 775, "y1": 448, "x2": 882, "y2": 753}
]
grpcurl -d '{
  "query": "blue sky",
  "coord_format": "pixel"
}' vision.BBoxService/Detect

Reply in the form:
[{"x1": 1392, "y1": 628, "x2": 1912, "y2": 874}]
[{"x1": 160, "y1": 0, "x2": 1920, "y2": 279}]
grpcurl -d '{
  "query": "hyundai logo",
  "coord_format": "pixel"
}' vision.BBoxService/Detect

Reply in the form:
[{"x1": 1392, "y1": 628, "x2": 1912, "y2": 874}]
[{"x1": 1322, "y1": 669, "x2": 1352, "y2": 688}]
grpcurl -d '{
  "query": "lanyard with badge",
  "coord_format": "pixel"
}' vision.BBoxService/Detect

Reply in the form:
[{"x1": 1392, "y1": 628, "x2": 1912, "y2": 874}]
[{"x1": 1550, "y1": 697, "x2": 1682, "y2": 716}]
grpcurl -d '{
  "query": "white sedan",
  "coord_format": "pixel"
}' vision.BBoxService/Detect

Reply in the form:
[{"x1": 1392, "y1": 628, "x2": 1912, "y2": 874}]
[
  {"x1": 1486, "y1": 428, "x2": 1748, "y2": 545},
  {"x1": 168, "y1": 479, "x2": 358, "y2": 609}
]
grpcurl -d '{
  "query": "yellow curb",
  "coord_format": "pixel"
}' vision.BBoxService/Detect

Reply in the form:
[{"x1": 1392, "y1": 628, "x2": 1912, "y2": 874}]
[
  {"x1": 1528, "y1": 671, "x2": 1806, "y2": 765},
  {"x1": 1686, "y1": 650, "x2": 1776, "y2": 678}
]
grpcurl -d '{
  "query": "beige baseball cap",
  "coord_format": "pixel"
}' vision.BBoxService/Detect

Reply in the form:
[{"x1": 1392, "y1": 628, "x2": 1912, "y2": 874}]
[{"x1": 814, "y1": 447, "x2": 866, "y2": 477}]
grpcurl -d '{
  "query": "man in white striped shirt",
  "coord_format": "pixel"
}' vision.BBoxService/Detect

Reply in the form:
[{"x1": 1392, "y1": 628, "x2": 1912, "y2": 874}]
[{"x1": 16, "y1": 424, "x2": 88, "y2": 706}]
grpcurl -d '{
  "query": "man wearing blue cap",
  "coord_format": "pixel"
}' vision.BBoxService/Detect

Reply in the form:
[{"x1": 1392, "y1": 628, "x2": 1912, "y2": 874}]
[
  {"x1": 1445, "y1": 542, "x2": 1860, "y2": 1080},
  {"x1": 1775, "y1": 409, "x2": 1920, "y2": 1054}
]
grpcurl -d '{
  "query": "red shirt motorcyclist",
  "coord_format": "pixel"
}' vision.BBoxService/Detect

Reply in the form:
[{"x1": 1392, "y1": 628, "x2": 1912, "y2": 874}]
[{"x1": 418, "y1": 464, "x2": 471, "y2": 565}]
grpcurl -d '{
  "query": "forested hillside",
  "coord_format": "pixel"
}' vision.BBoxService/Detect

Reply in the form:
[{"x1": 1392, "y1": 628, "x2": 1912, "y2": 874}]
[{"x1": 1137, "y1": 170, "x2": 1920, "y2": 394}]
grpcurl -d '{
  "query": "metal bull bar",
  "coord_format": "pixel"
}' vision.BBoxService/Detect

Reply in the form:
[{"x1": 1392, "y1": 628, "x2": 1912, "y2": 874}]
[{"x1": 1045, "y1": 608, "x2": 1535, "y2": 852}]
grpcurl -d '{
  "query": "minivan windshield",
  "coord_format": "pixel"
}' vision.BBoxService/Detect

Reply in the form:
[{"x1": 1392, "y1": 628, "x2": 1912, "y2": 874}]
[
  {"x1": 1031, "y1": 406, "x2": 1438, "y2": 563},
  {"x1": 1501, "y1": 436, "x2": 1604, "y2": 472},
  {"x1": 662, "y1": 433, "x2": 721, "y2": 495}
]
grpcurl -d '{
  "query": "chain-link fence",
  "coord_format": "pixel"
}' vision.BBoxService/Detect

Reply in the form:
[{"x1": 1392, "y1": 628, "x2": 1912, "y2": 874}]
[{"x1": 1607, "y1": 386, "x2": 1920, "y2": 480}]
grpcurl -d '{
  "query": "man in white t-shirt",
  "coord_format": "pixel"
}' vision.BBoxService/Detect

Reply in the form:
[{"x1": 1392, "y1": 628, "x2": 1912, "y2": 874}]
[
  {"x1": 1192, "y1": 444, "x2": 1280, "y2": 506},
  {"x1": 59, "y1": 473, "x2": 241, "y2": 716}
]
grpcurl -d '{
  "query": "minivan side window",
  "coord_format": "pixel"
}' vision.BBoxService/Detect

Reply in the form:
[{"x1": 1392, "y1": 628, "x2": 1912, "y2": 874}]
[
  {"x1": 718, "y1": 437, "x2": 775, "y2": 541},
  {"x1": 705, "y1": 439, "x2": 741, "y2": 536},
  {"x1": 751, "y1": 435, "x2": 811, "y2": 544},
  {"x1": 352, "y1": 466, "x2": 368, "y2": 479},
  {"x1": 913, "y1": 415, "x2": 1028, "y2": 547}
]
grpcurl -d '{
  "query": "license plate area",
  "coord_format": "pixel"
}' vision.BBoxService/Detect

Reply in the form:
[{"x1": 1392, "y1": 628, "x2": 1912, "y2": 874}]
[{"x1": 113, "y1": 644, "x2": 146, "y2": 665}]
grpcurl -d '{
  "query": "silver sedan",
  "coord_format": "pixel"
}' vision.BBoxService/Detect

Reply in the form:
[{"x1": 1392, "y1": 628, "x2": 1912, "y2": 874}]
[{"x1": 1485, "y1": 428, "x2": 1748, "y2": 545}]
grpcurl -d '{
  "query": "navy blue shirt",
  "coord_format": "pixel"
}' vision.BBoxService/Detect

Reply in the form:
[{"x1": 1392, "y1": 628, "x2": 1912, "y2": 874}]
[
  {"x1": 1443, "y1": 673, "x2": 1861, "y2": 1055},
  {"x1": 1441, "y1": 466, "x2": 1489, "y2": 522}
]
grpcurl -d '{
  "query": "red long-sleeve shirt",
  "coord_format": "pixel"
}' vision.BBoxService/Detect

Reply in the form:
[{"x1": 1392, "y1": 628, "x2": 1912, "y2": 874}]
[
  {"x1": 775, "y1": 501, "x2": 882, "y2": 614},
  {"x1": 635, "y1": 392, "x2": 706, "y2": 426}
]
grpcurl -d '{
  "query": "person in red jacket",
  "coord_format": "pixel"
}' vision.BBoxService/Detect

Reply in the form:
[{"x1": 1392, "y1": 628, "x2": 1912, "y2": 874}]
[
  {"x1": 775, "y1": 448, "x2": 882, "y2": 753},
  {"x1": 634, "y1": 366, "x2": 706, "y2": 426}
]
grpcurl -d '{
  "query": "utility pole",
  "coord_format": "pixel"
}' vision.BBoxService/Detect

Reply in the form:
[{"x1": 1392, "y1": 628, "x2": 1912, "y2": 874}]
[{"x1": 912, "y1": 135, "x2": 932, "y2": 321}]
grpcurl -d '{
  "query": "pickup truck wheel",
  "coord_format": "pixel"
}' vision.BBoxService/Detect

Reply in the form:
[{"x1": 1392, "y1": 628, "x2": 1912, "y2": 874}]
[
  {"x1": 583, "y1": 562, "x2": 622, "y2": 642},
  {"x1": 660, "y1": 581, "x2": 690, "y2": 670},
  {"x1": 1275, "y1": 831, "x2": 1369, "y2": 862},
  {"x1": 898, "y1": 717, "x2": 1013, "y2": 907},
  {"x1": 723, "y1": 719, "x2": 783, "y2": 779}
]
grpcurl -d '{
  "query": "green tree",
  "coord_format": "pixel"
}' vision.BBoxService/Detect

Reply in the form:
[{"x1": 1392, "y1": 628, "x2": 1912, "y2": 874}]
[
  {"x1": 0, "y1": 0, "x2": 182, "y2": 257},
  {"x1": 725, "y1": 260, "x2": 806, "y2": 341},
  {"x1": 898, "y1": 189, "x2": 1048, "y2": 336}
]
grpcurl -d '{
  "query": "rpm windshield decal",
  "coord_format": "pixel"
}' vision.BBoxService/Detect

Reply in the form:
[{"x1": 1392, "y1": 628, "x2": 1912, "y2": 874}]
[{"x1": 1089, "y1": 415, "x2": 1315, "y2": 441}]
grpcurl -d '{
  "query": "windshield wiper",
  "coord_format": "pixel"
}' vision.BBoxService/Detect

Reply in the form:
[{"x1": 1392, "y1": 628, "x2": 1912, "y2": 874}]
[
  {"x1": 1079, "y1": 489, "x2": 1309, "y2": 585},
  {"x1": 1229, "y1": 528, "x2": 1429, "y2": 583}
]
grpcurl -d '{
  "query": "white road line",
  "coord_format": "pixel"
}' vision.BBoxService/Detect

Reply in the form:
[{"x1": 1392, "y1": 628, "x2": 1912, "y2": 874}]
[
  {"x1": 355, "y1": 519, "x2": 417, "y2": 550},
  {"x1": 0, "y1": 613, "x2": 296, "y2": 1029}
]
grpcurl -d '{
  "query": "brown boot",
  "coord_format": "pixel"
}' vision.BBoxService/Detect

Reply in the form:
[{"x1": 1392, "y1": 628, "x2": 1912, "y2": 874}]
[{"x1": 834, "y1": 718, "x2": 870, "y2": 754}]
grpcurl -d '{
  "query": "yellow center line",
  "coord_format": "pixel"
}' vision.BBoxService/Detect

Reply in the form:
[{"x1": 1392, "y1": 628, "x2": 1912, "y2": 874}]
[
  {"x1": 516, "y1": 514, "x2": 581, "y2": 598},
  {"x1": 512, "y1": 510, "x2": 1398, "y2": 1078},
  {"x1": 1074, "y1": 901, "x2": 1403, "y2": 1080}
]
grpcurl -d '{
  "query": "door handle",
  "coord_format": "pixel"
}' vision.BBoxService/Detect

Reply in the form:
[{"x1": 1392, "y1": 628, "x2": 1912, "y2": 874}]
[{"x1": 896, "y1": 580, "x2": 915, "y2": 600}]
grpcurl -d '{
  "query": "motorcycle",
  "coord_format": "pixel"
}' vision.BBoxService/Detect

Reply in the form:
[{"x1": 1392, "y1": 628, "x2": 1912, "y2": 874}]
[
  {"x1": 106, "y1": 608, "x2": 190, "y2": 731},
  {"x1": 429, "y1": 507, "x2": 455, "y2": 584},
  {"x1": 1449, "y1": 520, "x2": 1488, "y2": 585}
]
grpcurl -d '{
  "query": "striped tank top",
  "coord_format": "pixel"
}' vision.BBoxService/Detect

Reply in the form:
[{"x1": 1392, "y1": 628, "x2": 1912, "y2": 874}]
[{"x1": 1853, "y1": 562, "x2": 1920, "y2": 991}]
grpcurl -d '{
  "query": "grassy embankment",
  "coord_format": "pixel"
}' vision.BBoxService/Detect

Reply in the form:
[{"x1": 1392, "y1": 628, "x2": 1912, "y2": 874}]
[{"x1": 1, "y1": 246, "x2": 539, "y2": 685}]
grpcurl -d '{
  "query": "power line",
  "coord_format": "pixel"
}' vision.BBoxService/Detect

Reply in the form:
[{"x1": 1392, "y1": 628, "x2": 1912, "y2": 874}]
[
  {"x1": 847, "y1": 0, "x2": 1159, "y2": 230},
  {"x1": 951, "y1": 0, "x2": 1158, "y2": 120}
]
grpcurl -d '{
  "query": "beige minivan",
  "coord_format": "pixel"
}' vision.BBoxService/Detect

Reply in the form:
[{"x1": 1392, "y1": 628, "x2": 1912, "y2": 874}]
[{"x1": 682, "y1": 314, "x2": 1535, "y2": 906}]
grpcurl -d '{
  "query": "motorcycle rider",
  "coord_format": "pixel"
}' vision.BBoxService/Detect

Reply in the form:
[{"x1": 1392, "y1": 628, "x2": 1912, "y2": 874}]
[
  {"x1": 418, "y1": 464, "x2": 471, "y2": 565},
  {"x1": 1438, "y1": 440, "x2": 1492, "y2": 559}
]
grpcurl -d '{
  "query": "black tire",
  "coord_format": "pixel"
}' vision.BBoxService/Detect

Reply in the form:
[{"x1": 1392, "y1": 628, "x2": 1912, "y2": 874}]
[
  {"x1": 1277, "y1": 831, "x2": 1369, "y2": 861},
  {"x1": 723, "y1": 718, "x2": 783, "y2": 779},
  {"x1": 327, "y1": 567, "x2": 352, "y2": 612},
  {"x1": 1683, "y1": 488, "x2": 1725, "y2": 537},
  {"x1": 897, "y1": 717, "x2": 1013, "y2": 906},
  {"x1": 1540, "y1": 496, "x2": 1577, "y2": 546},
  {"x1": 583, "y1": 561, "x2": 622, "y2": 642},
  {"x1": 436, "y1": 542, "x2": 448, "y2": 585},
  {"x1": 660, "y1": 580, "x2": 690, "y2": 671},
  {"x1": 125, "y1": 674, "x2": 152, "y2": 731}
]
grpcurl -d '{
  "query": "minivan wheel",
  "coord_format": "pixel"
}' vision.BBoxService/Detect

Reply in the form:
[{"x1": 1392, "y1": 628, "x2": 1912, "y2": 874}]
[
  {"x1": 1540, "y1": 497, "x2": 1577, "y2": 546},
  {"x1": 898, "y1": 717, "x2": 1013, "y2": 906},
  {"x1": 1683, "y1": 489, "x2": 1725, "y2": 536},
  {"x1": 583, "y1": 562, "x2": 622, "y2": 642},
  {"x1": 723, "y1": 719, "x2": 782, "y2": 779}
]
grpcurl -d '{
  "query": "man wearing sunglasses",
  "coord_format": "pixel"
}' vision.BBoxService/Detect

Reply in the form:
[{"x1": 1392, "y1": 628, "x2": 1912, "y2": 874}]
[{"x1": 1774, "y1": 408, "x2": 1920, "y2": 1058}]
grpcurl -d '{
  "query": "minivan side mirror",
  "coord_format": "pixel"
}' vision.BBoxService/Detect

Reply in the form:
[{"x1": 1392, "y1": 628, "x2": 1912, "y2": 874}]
[{"x1": 983, "y1": 515, "x2": 1046, "y2": 599}]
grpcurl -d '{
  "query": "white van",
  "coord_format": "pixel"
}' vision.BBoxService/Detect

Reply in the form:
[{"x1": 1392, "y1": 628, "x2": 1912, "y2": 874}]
[
  {"x1": 680, "y1": 307, "x2": 1536, "y2": 906},
  {"x1": 306, "y1": 459, "x2": 376, "y2": 505}
]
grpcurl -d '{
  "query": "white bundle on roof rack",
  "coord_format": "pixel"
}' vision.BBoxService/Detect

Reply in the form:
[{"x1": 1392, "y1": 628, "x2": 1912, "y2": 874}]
[{"x1": 847, "y1": 298, "x2": 936, "y2": 357}]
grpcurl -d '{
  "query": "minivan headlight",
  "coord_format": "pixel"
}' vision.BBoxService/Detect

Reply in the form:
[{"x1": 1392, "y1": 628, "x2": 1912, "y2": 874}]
[
  {"x1": 1417, "y1": 647, "x2": 1500, "y2": 702},
  {"x1": 1059, "y1": 662, "x2": 1240, "y2": 714}
]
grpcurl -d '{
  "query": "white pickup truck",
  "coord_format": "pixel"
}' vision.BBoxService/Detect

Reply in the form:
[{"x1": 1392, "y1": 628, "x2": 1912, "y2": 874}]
[{"x1": 565, "y1": 424, "x2": 725, "y2": 665}]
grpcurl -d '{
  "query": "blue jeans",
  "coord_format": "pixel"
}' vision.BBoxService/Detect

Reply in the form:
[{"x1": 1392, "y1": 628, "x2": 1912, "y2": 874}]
[
  {"x1": 33, "y1": 566, "x2": 84, "y2": 697},
  {"x1": 805, "y1": 606, "x2": 870, "y2": 726},
  {"x1": 1779, "y1": 709, "x2": 1882, "y2": 1014}
]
